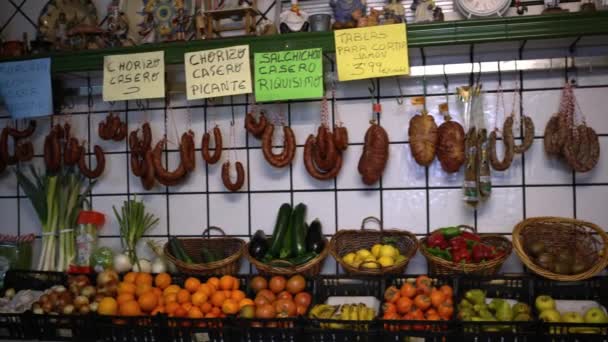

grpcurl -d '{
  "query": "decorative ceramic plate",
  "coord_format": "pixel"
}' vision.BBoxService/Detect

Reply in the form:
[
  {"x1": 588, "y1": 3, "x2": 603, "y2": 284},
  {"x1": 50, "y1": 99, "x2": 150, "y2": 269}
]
[
  {"x1": 123, "y1": 0, "x2": 194, "y2": 43},
  {"x1": 37, "y1": 0, "x2": 98, "y2": 42}
]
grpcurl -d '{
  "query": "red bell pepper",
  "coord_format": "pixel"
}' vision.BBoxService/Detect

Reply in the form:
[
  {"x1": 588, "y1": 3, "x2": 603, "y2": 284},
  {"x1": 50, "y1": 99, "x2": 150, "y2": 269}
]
[
  {"x1": 427, "y1": 232, "x2": 449, "y2": 249},
  {"x1": 451, "y1": 248, "x2": 472, "y2": 263},
  {"x1": 449, "y1": 236, "x2": 468, "y2": 251},
  {"x1": 472, "y1": 244, "x2": 489, "y2": 263},
  {"x1": 461, "y1": 231, "x2": 481, "y2": 242}
]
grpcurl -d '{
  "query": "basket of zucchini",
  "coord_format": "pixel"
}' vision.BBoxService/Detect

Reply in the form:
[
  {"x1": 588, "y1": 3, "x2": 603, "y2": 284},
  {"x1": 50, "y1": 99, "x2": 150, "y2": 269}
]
[
  {"x1": 244, "y1": 203, "x2": 329, "y2": 277},
  {"x1": 164, "y1": 226, "x2": 245, "y2": 275}
]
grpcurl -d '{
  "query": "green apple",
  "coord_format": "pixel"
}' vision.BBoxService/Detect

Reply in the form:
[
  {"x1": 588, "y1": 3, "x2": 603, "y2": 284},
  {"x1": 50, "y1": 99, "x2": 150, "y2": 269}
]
[
  {"x1": 535, "y1": 295, "x2": 556, "y2": 312},
  {"x1": 539, "y1": 309, "x2": 561, "y2": 323},
  {"x1": 512, "y1": 302, "x2": 531, "y2": 316},
  {"x1": 561, "y1": 312, "x2": 584, "y2": 323},
  {"x1": 584, "y1": 307, "x2": 608, "y2": 324}
]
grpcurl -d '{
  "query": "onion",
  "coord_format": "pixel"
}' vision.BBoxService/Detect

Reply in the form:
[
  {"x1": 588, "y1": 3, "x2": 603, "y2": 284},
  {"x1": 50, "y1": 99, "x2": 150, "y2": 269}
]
[
  {"x1": 89, "y1": 302, "x2": 98, "y2": 312},
  {"x1": 151, "y1": 258, "x2": 166, "y2": 274},
  {"x1": 81, "y1": 286, "x2": 96, "y2": 299},
  {"x1": 113, "y1": 254, "x2": 132, "y2": 273},
  {"x1": 97, "y1": 270, "x2": 119, "y2": 287},
  {"x1": 4, "y1": 288, "x2": 15, "y2": 299},
  {"x1": 132, "y1": 259, "x2": 151, "y2": 273},
  {"x1": 63, "y1": 304, "x2": 75, "y2": 315},
  {"x1": 74, "y1": 296, "x2": 89, "y2": 309},
  {"x1": 79, "y1": 305, "x2": 90, "y2": 315}
]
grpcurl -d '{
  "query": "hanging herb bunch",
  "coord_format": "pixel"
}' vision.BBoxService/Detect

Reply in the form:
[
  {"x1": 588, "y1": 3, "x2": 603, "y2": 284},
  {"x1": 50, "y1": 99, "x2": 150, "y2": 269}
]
[
  {"x1": 15, "y1": 166, "x2": 94, "y2": 271},
  {"x1": 113, "y1": 197, "x2": 159, "y2": 271}
]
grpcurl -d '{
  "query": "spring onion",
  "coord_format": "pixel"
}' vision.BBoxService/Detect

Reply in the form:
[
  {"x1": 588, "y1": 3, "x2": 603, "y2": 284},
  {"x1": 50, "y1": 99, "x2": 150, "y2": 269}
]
[{"x1": 113, "y1": 198, "x2": 159, "y2": 269}]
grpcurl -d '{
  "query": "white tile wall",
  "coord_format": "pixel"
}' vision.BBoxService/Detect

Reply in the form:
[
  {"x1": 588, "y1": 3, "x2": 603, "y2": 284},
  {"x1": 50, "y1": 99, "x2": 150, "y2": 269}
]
[{"x1": 1, "y1": 3, "x2": 608, "y2": 275}]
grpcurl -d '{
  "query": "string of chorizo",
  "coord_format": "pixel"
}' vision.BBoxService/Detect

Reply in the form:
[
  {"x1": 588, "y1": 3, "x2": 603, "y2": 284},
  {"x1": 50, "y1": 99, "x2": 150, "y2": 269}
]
[
  {"x1": 8, "y1": 121, "x2": 36, "y2": 139},
  {"x1": 180, "y1": 131, "x2": 196, "y2": 172},
  {"x1": 44, "y1": 130, "x2": 61, "y2": 172},
  {"x1": 488, "y1": 117, "x2": 515, "y2": 171},
  {"x1": 64, "y1": 137, "x2": 81, "y2": 166},
  {"x1": 261, "y1": 124, "x2": 296, "y2": 168},
  {"x1": 78, "y1": 145, "x2": 106, "y2": 179},
  {"x1": 152, "y1": 138, "x2": 187, "y2": 186},
  {"x1": 245, "y1": 111, "x2": 268, "y2": 138},
  {"x1": 222, "y1": 161, "x2": 245, "y2": 191},
  {"x1": 513, "y1": 116, "x2": 534, "y2": 154},
  {"x1": 201, "y1": 126, "x2": 223, "y2": 164},
  {"x1": 312, "y1": 129, "x2": 338, "y2": 171},
  {"x1": 334, "y1": 126, "x2": 349, "y2": 151},
  {"x1": 141, "y1": 150, "x2": 156, "y2": 190},
  {"x1": 15, "y1": 141, "x2": 34, "y2": 162},
  {"x1": 304, "y1": 135, "x2": 343, "y2": 180},
  {"x1": 0, "y1": 127, "x2": 17, "y2": 165}
]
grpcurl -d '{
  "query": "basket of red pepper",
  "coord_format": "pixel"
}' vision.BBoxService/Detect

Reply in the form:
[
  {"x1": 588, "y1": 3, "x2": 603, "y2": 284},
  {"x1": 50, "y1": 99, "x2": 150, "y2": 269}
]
[{"x1": 420, "y1": 225, "x2": 512, "y2": 276}]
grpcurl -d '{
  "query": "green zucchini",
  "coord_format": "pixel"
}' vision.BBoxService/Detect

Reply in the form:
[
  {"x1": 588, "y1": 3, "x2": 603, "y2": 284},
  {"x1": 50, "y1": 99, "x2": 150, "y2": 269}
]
[
  {"x1": 288, "y1": 252, "x2": 317, "y2": 266},
  {"x1": 201, "y1": 247, "x2": 219, "y2": 263},
  {"x1": 268, "y1": 203, "x2": 293, "y2": 258},
  {"x1": 170, "y1": 237, "x2": 193, "y2": 264},
  {"x1": 291, "y1": 203, "x2": 307, "y2": 257}
]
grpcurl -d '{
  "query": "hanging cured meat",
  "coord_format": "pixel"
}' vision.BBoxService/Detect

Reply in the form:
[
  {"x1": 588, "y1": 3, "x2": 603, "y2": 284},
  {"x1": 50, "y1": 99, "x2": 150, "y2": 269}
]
[
  {"x1": 436, "y1": 116, "x2": 465, "y2": 173},
  {"x1": 358, "y1": 123, "x2": 389, "y2": 185},
  {"x1": 409, "y1": 111, "x2": 438, "y2": 167}
]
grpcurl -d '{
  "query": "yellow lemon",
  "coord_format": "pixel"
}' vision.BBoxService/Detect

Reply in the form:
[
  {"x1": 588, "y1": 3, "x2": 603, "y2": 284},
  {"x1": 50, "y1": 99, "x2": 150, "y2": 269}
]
[
  {"x1": 371, "y1": 244, "x2": 382, "y2": 258},
  {"x1": 356, "y1": 249, "x2": 372, "y2": 260},
  {"x1": 378, "y1": 256, "x2": 395, "y2": 267},
  {"x1": 379, "y1": 245, "x2": 398, "y2": 258},
  {"x1": 342, "y1": 253, "x2": 356, "y2": 266},
  {"x1": 395, "y1": 255, "x2": 406, "y2": 264}
]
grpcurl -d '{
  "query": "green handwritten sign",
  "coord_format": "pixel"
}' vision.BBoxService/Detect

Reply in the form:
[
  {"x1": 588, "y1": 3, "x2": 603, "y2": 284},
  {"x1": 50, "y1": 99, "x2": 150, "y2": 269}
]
[{"x1": 254, "y1": 48, "x2": 323, "y2": 102}]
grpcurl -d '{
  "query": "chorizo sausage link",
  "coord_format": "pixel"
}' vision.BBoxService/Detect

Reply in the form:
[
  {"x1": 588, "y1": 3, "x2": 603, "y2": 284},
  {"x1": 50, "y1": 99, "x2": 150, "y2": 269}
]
[
  {"x1": 261, "y1": 125, "x2": 296, "y2": 168},
  {"x1": 513, "y1": 116, "x2": 535, "y2": 154},
  {"x1": 142, "y1": 123, "x2": 152, "y2": 150},
  {"x1": 312, "y1": 130, "x2": 338, "y2": 171},
  {"x1": 0, "y1": 127, "x2": 17, "y2": 165},
  {"x1": 152, "y1": 139, "x2": 187, "y2": 186},
  {"x1": 316, "y1": 126, "x2": 329, "y2": 159},
  {"x1": 304, "y1": 135, "x2": 343, "y2": 180},
  {"x1": 44, "y1": 131, "x2": 61, "y2": 172},
  {"x1": 222, "y1": 161, "x2": 245, "y2": 191},
  {"x1": 8, "y1": 120, "x2": 36, "y2": 138},
  {"x1": 141, "y1": 150, "x2": 156, "y2": 190},
  {"x1": 113, "y1": 122, "x2": 128, "y2": 141},
  {"x1": 488, "y1": 117, "x2": 515, "y2": 171},
  {"x1": 78, "y1": 145, "x2": 106, "y2": 179},
  {"x1": 201, "y1": 126, "x2": 222, "y2": 164},
  {"x1": 334, "y1": 126, "x2": 349, "y2": 151},
  {"x1": 358, "y1": 124, "x2": 389, "y2": 185},
  {"x1": 245, "y1": 111, "x2": 267, "y2": 138},
  {"x1": 129, "y1": 130, "x2": 141, "y2": 152},
  {"x1": 180, "y1": 131, "x2": 196, "y2": 171},
  {"x1": 64, "y1": 137, "x2": 81, "y2": 166},
  {"x1": 130, "y1": 151, "x2": 146, "y2": 177},
  {"x1": 15, "y1": 141, "x2": 34, "y2": 162}
]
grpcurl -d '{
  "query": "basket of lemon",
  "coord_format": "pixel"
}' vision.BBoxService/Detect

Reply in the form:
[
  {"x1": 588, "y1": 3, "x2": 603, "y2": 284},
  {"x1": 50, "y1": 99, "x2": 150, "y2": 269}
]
[{"x1": 329, "y1": 217, "x2": 419, "y2": 275}]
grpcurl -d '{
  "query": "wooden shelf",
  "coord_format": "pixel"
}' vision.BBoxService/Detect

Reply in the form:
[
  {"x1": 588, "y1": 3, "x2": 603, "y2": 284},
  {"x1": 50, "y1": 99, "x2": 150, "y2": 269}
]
[{"x1": 1, "y1": 11, "x2": 607, "y2": 73}]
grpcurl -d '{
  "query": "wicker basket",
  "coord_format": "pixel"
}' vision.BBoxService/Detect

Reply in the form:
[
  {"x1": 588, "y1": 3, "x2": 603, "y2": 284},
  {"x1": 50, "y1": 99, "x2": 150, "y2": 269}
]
[
  {"x1": 243, "y1": 238, "x2": 330, "y2": 277},
  {"x1": 513, "y1": 217, "x2": 608, "y2": 281},
  {"x1": 419, "y1": 225, "x2": 512, "y2": 276},
  {"x1": 164, "y1": 227, "x2": 245, "y2": 275},
  {"x1": 329, "y1": 217, "x2": 419, "y2": 276}
]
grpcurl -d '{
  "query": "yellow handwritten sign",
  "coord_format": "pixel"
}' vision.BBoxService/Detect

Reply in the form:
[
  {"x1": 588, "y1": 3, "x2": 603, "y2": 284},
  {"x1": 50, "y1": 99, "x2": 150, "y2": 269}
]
[
  {"x1": 334, "y1": 24, "x2": 409, "y2": 81},
  {"x1": 103, "y1": 51, "x2": 165, "y2": 101},
  {"x1": 185, "y1": 45, "x2": 252, "y2": 100}
]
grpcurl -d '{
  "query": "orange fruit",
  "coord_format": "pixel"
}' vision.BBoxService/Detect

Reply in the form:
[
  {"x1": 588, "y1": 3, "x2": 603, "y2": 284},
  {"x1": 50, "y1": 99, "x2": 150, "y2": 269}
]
[
  {"x1": 211, "y1": 307, "x2": 221, "y2": 316},
  {"x1": 210, "y1": 291, "x2": 226, "y2": 307},
  {"x1": 177, "y1": 289, "x2": 191, "y2": 304},
  {"x1": 135, "y1": 273, "x2": 153, "y2": 286},
  {"x1": 231, "y1": 290, "x2": 246, "y2": 302},
  {"x1": 205, "y1": 312, "x2": 218, "y2": 318},
  {"x1": 164, "y1": 293, "x2": 178, "y2": 304},
  {"x1": 117, "y1": 282, "x2": 136, "y2": 295},
  {"x1": 201, "y1": 302, "x2": 212, "y2": 314},
  {"x1": 98, "y1": 297, "x2": 118, "y2": 316},
  {"x1": 138, "y1": 292, "x2": 159, "y2": 312},
  {"x1": 185, "y1": 277, "x2": 201, "y2": 293},
  {"x1": 223, "y1": 290, "x2": 232, "y2": 299},
  {"x1": 123, "y1": 272, "x2": 138, "y2": 284},
  {"x1": 192, "y1": 292, "x2": 208, "y2": 306},
  {"x1": 232, "y1": 278, "x2": 240, "y2": 290},
  {"x1": 154, "y1": 273, "x2": 172, "y2": 289},
  {"x1": 136, "y1": 283, "x2": 152, "y2": 297},
  {"x1": 117, "y1": 293, "x2": 135, "y2": 305},
  {"x1": 222, "y1": 299, "x2": 239, "y2": 315},
  {"x1": 163, "y1": 285, "x2": 181, "y2": 296},
  {"x1": 181, "y1": 302, "x2": 194, "y2": 312},
  {"x1": 174, "y1": 306, "x2": 188, "y2": 318},
  {"x1": 219, "y1": 276, "x2": 234, "y2": 291},
  {"x1": 165, "y1": 302, "x2": 180, "y2": 315},
  {"x1": 151, "y1": 306, "x2": 165, "y2": 316},
  {"x1": 198, "y1": 284, "x2": 214, "y2": 297},
  {"x1": 188, "y1": 307, "x2": 204, "y2": 318},
  {"x1": 152, "y1": 287, "x2": 162, "y2": 297},
  {"x1": 207, "y1": 277, "x2": 220, "y2": 289},
  {"x1": 238, "y1": 298, "x2": 255, "y2": 309},
  {"x1": 119, "y1": 300, "x2": 142, "y2": 316}
]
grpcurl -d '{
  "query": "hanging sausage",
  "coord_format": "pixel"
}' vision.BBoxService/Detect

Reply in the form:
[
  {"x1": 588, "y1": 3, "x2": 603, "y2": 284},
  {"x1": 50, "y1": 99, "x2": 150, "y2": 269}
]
[
  {"x1": 180, "y1": 130, "x2": 196, "y2": 172},
  {"x1": 358, "y1": 122, "x2": 389, "y2": 185},
  {"x1": 436, "y1": 107, "x2": 465, "y2": 173},
  {"x1": 78, "y1": 144, "x2": 106, "y2": 179},
  {"x1": 409, "y1": 109, "x2": 438, "y2": 167},
  {"x1": 245, "y1": 107, "x2": 268, "y2": 139},
  {"x1": 261, "y1": 123, "x2": 296, "y2": 168},
  {"x1": 152, "y1": 138, "x2": 187, "y2": 186},
  {"x1": 488, "y1": 88, "x2": 514, "y2": 171},
  {"x1": 201, "y1": 126, "x2": 223, "y2": 164}
]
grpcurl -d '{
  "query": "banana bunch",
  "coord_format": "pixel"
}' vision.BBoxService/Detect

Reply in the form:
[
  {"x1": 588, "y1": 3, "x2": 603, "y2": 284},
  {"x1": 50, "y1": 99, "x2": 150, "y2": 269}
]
[{"x1": 309, "y1": 303, "x2": 376, "y2": 330}]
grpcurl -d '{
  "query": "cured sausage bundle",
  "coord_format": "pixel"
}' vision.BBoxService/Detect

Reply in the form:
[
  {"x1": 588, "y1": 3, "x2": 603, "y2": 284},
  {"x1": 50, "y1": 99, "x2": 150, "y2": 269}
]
[
  {"x1": 303, "y1": 124, "x2": 346, "y2": 181},
  {"x1": 1, "y1": 120, "x2": 37, "y2": 169},
  {"x1": 488, "y1": 117, "x2": 515, "y2": 171},
  {"x1": 78, "y1": 145, "x2": 106, "y2": 179},
  {"x1": 358, "y1": 123, "x2": 389, "y2": 185},
  {"x1": 245, "y1": 111, "x2": 267, "y2": 139},
  {"x1": 261, "y1": 124, "x2": 296, "y2": 168},
  {"x1": 436, "y1": 117, "x2": 465, "y2": 173},
  {"x1": 409, "y1": 111, "x2": 438, "y2": 167},
  {"x1": 152, "y1": 138, "x2": 187, "y2": 186},
  {"x1": 222, "y1": 161, "x2": 245, "y2": 191},
  {"x1": 99, "y1": 113, "x2": 127, "y2": 141},
  {"x1": 129, "y1": 123, "x2": 155, "y2": 189}
]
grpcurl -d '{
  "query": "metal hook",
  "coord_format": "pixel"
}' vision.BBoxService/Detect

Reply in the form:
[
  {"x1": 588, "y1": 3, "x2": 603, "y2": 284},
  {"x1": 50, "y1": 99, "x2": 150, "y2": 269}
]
[
  {"x1": 442, "y1": 64, "x2": 449, "y2": 103},
  {"x1": 230, "y1": 96, "x2": 236, "y2": 126},
  {"x1": 368, "y1": 79, "x2": 376, "y2": 97},
  {"x1": 395, "y1": 77, "x2": 404, "y2": 105},
  {"x1": 497, "y1": 61, "x2": 502, "y2": 87},
  {"x1": 475, "y1": 61, "x2": 482, "y2": 86},
  {"x1": 422, "y1": 66, "x2": 428, "y2": 111}
]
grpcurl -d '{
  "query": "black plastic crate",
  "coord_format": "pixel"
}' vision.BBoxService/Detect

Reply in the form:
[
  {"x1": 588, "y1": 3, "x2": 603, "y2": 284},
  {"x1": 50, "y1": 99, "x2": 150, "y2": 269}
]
[
  {"x1": 0, "y1": 270, "x2": 66, "y2": 340},
  {"x1": 232, "y1": 275, "x2": 314, "y2": 342},
  {"x1": 164, "y1": 316, "x2": 230, "y2": 342},
  {"x1": 458, "y1": 276, "x2": 536, "y2": 342},
  {"x1": 534, "y1": 276, "x2": 608, "y2": 342},
  {"x1": 30, "y1": 313, "x2": 93, "y2": 341},
  {"x1": 94, "y1": 315, "x2": 163, "y2": 342},
  {"x1": 303, "y1": 276, "x2": 383, "y2": 342},
  {"x1": 381, "y1": 275, "x2": 458, "y2": 342}
]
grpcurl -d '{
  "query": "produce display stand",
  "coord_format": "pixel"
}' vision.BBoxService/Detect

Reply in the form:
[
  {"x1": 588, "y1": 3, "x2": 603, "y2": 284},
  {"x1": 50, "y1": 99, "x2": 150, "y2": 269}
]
[{"x1": 458, "y1": 276, "x2": 535, "y2": 342}]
